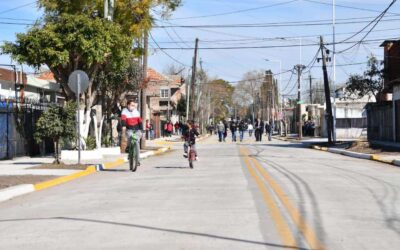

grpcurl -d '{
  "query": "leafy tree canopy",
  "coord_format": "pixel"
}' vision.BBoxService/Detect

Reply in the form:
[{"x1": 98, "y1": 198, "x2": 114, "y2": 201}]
[{"x1": 345, "y1": 56, "x2": 384, "y2": 101}]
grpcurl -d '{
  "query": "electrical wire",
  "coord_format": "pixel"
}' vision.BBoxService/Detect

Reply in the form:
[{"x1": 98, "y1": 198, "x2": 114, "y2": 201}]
[
  {"x1": 149, "y1": 32, "x2": 190, "y2": 67},
  {"x1": 337, "y1": 0, "x2": 398, "y2": 54},
  {"x1": 0, "y1": 1, "x2": 37, "y2": 15},
  {"x1": 169, "y1": 0, "x2": 299, "y2": 20}
]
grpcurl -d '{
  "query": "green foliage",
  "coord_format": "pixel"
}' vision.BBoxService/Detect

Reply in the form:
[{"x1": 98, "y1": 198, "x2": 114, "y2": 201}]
[
  {"x1": 177, "y1": 96, "x2": 186, "y2": 116},
  {"x1": 208, "y1": 79, "x2": 234, "y2": 119},
  {"x1": 2, "y1": 14, "x2": 132, "y2": 99},
  {"x1": 102, "y1": 134, "x2": 112, "y2": 148},
  {"x1": 34, "y1": 102, "x2": 76, "y2": 163},
  {"x1": 84, "y1": 136, "x2": 96, "y2": 150},
  {"x1": 345, "y1": 56, "x2": 384, "y2": 101},
  {"x1": 34, "y1": 102, "x2": 76, "y2": 144},
  {"x1": 38, "y1": 0, "x2": 181, "y2": 37}
]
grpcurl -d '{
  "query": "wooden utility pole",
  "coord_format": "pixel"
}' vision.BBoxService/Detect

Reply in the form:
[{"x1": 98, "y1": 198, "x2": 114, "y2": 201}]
[
  {"x1": 140, "y1": 31, "x2": 148, "y2": 149},
  {"x1": 295, "y1": 64, "x2": 306, "y2": 140},
  {"x1": 319, "y1": 36, "x2": 333, "y2": 143},
  {"x1": 190, "y1": 38, "x2": 199, "y2": 121},
  {"x1": 309, "y1": 74, "x2": 313, "y2": 104}
]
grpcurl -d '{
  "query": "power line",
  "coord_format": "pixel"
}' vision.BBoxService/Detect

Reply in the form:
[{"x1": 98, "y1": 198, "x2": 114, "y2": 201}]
[
  {"x1": 169, "y1": 0, "x2": 299, "y2": 20},
  {"x1": 304, "y1": 0, "x2": 400, "y2": 15},
  {"x1": 0, "y1": 1, "x2": 36, "y2": 15},
  {"x1": 149, "y1": 32, "x2": 190, "y2": 67},
  {"x1": 154, "y1": 17, "x2": 400, "y2": 29},
  {"x1": 337, "y1": 0, "x2": 398, "y2": 54},
  {"x1": 155, "y1": 37, "x2": 400, "y2": 50},
  {"x1": 149, "y1": 26, "x2": 400, "y2": 45}
]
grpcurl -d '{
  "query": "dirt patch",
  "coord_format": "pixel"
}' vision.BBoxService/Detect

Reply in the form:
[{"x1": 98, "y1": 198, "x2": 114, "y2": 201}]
[
  {"x1": 28, "y1": 163, "x2": 89, "y2": 170},
  {"x1": 312, "y1": 141, "x2": 400, "y2": 155},
  {"x1": 346, "y1": 141, "x2": 400, "y2": 155},
  {"x1": 0, "y1": 175, "x2": 58, "y2": 190}
]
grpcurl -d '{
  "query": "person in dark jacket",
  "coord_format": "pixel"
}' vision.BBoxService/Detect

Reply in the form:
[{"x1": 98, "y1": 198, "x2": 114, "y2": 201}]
[
  {"x1": 230, "y1": 120, "x2": 238, "y2": 142},
  {"x1": 223, "y1": 120, "x2": 228, "y2": 142},
  {"x1": 265, "y1": 122, "x2": 272, "y2": 141},
  {"x1": 238, "y1": 120, "x2": 247, "y2": 142},
  {"x1": 254, "y1": 119, "x2": 260, "y2": 141},
  {"x1": 259, "y1": 120, "x2": 265, "y2": 141}
]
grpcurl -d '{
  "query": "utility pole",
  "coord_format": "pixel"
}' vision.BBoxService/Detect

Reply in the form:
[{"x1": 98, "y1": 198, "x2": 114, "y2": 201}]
[
  {"x1": 295, "y1": 64, "x2": 306, "y2": 140},
  {"x1": 319, "y1": 36, "x2": 334, "y2": 144},
  {"x1": 309, "y1": 74, "x2": 313, "y2": 104},
  {"x1": 190, "y1": 38, "x2": 199, "y2": 121},
  {"x1": 140, "y1": 31, "x2": 148, "y2": 148}
]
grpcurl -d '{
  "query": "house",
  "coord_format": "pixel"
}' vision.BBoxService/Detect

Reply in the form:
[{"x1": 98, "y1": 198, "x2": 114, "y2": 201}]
[
  {"x1": 366, "y1": 40, "x2": 400, "y2": 143},
  {"x1": 0, "y1": 68, "x2": 62, "y2": 103},
  {"x1": 0, "y1": 68, "x2": 61, "y2": 159},
  {"x1": 145, "y1": 68, "x2": 184, "y2": 138}
]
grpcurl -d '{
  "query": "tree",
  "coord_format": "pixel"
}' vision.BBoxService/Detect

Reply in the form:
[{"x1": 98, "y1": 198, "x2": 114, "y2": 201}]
[
  {"x1": 208, "y1": 79, "x2": 234, "y2": 121},
  {"x1": 232, "y1": 70, "x2": 264, "y2": 122},
  {"x1": 2, "y1": 1, "x2": 182, "y2": 147},
  {"x1": 177, "y1": 96, "x2": 186, "y2": 117},
  {"x1": 34, "y1": 102, "x2": 76, "y2": 164},
  {"x1": 345, "y1": 56, "x2": 384, "y2": 102}
]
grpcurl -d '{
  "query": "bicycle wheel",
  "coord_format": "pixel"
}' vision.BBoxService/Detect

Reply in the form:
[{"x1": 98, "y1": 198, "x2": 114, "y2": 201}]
[
  {"x1": 189, "y1": 159, "x2": 193, "y2": 169},
  {"x1": 188, "y1": 148, "x2": 194, "y2": 169}
]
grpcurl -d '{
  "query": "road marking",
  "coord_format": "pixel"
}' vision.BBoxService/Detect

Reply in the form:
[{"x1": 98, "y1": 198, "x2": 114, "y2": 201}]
[
  {"x1": 245, "y1": 147, "x2": 325, "y2": 250},
  {"x1": 239, "y1": 147, "x2": 298, "y2": 248}
]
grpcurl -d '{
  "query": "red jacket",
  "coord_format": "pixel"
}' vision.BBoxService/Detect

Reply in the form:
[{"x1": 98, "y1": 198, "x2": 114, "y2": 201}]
[{"x1": 121, "y1": 108, "x2": 142, "y2": 130}]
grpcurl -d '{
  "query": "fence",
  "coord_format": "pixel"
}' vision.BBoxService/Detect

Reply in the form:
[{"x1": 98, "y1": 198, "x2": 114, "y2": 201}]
[
  {"x1": 0, "y1": 97, "x2": 55, "y2": 159},
  {"x1": 366, "y1": 102, "x2": 393, "y2": 142}
]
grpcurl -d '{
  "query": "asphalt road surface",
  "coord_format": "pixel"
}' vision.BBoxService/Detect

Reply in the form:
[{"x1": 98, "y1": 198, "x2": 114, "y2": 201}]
[{"x1": 1, "y1": 136, "x2": 399, "y2": 250}]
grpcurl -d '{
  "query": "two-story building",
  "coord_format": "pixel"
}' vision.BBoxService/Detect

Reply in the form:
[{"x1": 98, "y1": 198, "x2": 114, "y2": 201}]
[{"x1": 145, "y1": 68, "x2": 184, "y2": 138}]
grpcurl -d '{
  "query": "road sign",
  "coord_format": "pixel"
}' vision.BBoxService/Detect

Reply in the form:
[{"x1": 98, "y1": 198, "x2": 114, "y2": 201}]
[
  {"x1": 68, "y1": 70, "x2": 89, "y2": 94},
  {"x1": 68, "y1": 70, "x2": 89, "y2": 166},
  {"x1": 297, "y1": 100, "x2": 305, "y2": 104}
]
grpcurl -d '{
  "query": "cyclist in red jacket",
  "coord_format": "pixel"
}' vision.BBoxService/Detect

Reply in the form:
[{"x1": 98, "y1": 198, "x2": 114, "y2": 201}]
[{"x1": 121, "y1": 100, "x2": 143, "y2": 166}]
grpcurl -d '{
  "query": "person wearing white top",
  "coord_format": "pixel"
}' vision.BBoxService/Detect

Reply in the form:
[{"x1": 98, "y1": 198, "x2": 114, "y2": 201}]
[{"x1": 247, "y1": 123, "x2": 254, "y2": 137}]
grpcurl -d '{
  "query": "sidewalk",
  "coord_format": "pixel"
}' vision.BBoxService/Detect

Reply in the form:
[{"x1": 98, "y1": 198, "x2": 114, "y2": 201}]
[
  {"x1": 273, "y1": 136, "x2": 400, "y2": 167},
  {"x1": 0, "y1": 144, "x2": 172, "y2": 203}
]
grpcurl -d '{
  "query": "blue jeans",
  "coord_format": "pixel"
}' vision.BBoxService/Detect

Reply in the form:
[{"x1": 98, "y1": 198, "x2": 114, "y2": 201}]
[
  {"x1": 239, "y1": 130, "x2": 244, "y2": 142},
  {"x1": 218, "y1": 131, "x2": 224, "y2": 142},
  {"x1": 231, "y1": 131, "x2": 237, "y2": 142}
]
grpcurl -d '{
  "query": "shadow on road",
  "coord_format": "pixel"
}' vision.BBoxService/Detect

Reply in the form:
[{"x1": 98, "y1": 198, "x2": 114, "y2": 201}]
[{"x1": 0, "y1": 217, "x2": 309, "y2": 250}]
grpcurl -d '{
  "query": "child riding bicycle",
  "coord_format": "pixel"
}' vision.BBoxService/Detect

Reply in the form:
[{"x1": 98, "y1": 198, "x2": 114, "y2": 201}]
[{"x1": 182, "y1": 120, "x2": 199, "y2": 160}]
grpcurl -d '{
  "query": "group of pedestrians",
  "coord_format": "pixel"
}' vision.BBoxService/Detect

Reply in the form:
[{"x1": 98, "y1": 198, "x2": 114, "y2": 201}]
[{"x1": 215, "y1": 118, "x2": 274, "y2": 143}]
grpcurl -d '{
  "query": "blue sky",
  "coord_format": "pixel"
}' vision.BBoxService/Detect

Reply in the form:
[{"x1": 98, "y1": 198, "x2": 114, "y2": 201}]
[{"x1": 1, "y1": 0, "x2": 400, "y2": 96}]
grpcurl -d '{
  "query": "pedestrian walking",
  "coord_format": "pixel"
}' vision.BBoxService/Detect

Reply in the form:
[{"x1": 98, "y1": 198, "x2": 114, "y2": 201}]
[
  {"x1": 265, "y1": 122, "x2": 272, "y2": 141},
  {"x1": 238, "y1": 120, "x2": 247, "y2": 142},
  {"x1": 247, "y1": 123, "x2": 254, "y2": 137},
  {"x1": 223, "y1": 120, "x2": 228, "y2": 142},
  {"x1": 167, "y1": 121, "x2": 173, "y2": 137},
  {"x1": 230, "y1": 120, "x2": 238, "y2": 142},
  {"x1": 217, "y1": 121, "x2": 225, "y2": 142},
  {"x1": 259, "y1": 120, "x2": 265, "y2": 141},
  {"x1": 174, "y1": 121, "x2": 180, "y2": 135}
]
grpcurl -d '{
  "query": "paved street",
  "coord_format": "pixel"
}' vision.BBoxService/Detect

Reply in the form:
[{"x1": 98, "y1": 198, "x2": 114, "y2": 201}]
[{"x1": 0, "y1": 136, "x2": 400, "y2": 250}]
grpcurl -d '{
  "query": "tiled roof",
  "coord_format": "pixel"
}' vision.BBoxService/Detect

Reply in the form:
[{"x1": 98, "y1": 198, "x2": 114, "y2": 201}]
[
  {"x1": 37, "y1": 71, "x2": 55, "y2": 81},
  {"x1": 147, "y1": 68, "x2": 169, "y2": 82}
]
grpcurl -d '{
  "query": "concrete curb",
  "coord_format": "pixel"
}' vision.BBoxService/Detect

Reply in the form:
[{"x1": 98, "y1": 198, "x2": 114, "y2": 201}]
[
  {"x1": 0, "y1": 184, "x2": 35, "y2": 203},
  {"x1": 311, "y1": 145, "x2": 400, "y2": 167},
  {"x1": 0, "y1": 146, "x2": 172, "y2": 203}
]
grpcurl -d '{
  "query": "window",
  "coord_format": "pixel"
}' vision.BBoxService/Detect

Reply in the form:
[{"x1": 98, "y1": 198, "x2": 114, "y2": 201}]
[{"x1": 160, "y1": 89, "x2": 169, "y2": 98}]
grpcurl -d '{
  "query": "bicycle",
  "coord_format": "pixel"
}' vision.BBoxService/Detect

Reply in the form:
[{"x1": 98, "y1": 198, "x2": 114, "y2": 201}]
[
  {"x1": 128, "y1": 132, "x2": 140, "y2": 172},
  {"x1": 188, "y1": 143, "x2": 196, "y2": 169}
]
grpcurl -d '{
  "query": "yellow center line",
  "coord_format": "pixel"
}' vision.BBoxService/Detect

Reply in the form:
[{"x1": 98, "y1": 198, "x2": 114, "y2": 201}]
[
  {"x1": 239, "y1": 147, "x2": 298, "y2": 248},
  {"x1": 245, "y1": 147, "x2": 326, "y2": 250}
]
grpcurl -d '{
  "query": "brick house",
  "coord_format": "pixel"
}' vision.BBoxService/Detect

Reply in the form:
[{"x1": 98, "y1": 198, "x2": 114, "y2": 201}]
[
  {"x1": 367, "y1": 40, "x2": 400, "y2": 143},
  {"x1": 145, "y1": 68, "x2": 184, "y2": 138}
]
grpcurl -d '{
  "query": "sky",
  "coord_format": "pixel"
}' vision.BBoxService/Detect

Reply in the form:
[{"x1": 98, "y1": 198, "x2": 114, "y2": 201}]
[{"x1": 1, "y1": 0, "x2": 400, "y2": 97}]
